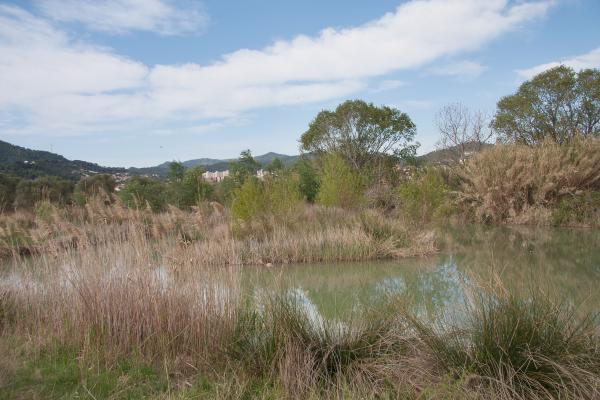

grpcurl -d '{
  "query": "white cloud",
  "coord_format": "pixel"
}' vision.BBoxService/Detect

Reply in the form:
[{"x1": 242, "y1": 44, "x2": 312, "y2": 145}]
[
  {"x1": 517, "y1": 46, "x2": 600, "y2": 79},
  {"x1": 0, "y1": 0, "x2": 554, "y2": 137},
  {"x1": 36, "y1": 0, "x2": 208, "y2": 35},
  {"x1": 427, "y1": 60, "x2": 487, "y2": 78}
]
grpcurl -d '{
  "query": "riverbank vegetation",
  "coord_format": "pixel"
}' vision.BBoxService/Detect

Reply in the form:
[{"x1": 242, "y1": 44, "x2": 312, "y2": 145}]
[
  {"x1": 1, "y1": 236, "x2": 599, "y2": 398},
  {"x1": 0, "y1": 67, "x2": 599, "y2": 398}
]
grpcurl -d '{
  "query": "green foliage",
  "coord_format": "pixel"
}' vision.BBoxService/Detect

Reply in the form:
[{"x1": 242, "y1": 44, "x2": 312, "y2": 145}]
[
  {"x1": 212, "y1": 176, "x2": 238, "y2": 206},
  {"x1": 231, "y1": 173, "x2": 302, "y2": 221},
  {"x1": 294, "y1": 159, "x2": 319, "y2": 202},
  {"x1": 231, "y1": 178, "x2": 266, "y2": 221},
  {"x1": 168, "y1": 161, "x2": 185, "y2": 182},
  {"x1": 229, "y1": 149, "x2": 261, "y2": 185},
  {"x1": 0, "y1": 174, "x2": 21, "y2": 212},
  {"x1": 1, "y1": 346, "x2": 167, "y2": 399},
  {"x1": 14, "y1": 176, "x2": 74, "y2": 209},
  {"x1": 492, "y1": 66, "x2": 600, "y2": 144},
  {"x1": 167, "y1": 166, "x2": 213, "y2": 209},
  {"x1": 398, "y1": 168, "x2": 450, "y2": 223},
  {"x1": 300, "y1": 100, "x2": 418, "y2": 173},
  {"x1": 118, "y1": 176, "x2": 167, "y2": 212},
  {"x1": 265, "y1": 157, "x2": 284, "y2": 173},
  {"x1": 316, "y1": 153, "x2": 364, "y2": 208},
  {"x1": 73, "y1": 174, "x2": 116, "y2": 205}
]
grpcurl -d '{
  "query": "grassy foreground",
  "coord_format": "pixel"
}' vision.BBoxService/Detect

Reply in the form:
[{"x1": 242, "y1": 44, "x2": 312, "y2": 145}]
[{"x1": 1, "y1": 225, "x2": 599, "y2": 399}]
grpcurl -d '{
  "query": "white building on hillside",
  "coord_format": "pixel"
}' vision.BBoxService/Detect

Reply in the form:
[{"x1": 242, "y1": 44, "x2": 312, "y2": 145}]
[{"x1": 202, "y1": 170, "x2": 230, "y2": 182}]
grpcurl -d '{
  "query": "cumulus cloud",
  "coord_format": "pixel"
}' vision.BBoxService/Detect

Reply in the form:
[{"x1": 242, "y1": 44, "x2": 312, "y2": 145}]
[
  {"x1": 36, "y1": 0, "x2": 208, "y2": 35},
  {"x1": 517, "y1": 46, "x2": 600, "y2": 79},
  {"x1": 0, "y1": 0, "x2": 554, "y2": 137},
  {"x1": 427, "y1": 60, "x2": 487, "y2": 78}
]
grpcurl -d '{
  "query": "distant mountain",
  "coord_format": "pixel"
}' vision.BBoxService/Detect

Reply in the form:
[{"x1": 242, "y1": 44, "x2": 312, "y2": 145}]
[
  {"x1": 0, "y1": 140, "x2": 126, "y2": 180},
  {"x1": 135, "y1": 152, "x2": 300, "y2": 177}
]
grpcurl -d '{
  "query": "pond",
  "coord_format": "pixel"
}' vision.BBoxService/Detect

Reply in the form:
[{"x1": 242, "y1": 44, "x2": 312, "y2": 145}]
[{"x1": 242, "y1": 225, "x2": 600, "y2": 319}]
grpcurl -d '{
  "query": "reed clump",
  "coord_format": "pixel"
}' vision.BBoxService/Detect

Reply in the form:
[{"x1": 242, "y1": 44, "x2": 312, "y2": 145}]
[{"x1": 458, "y1": 137, "x2": 600, "y2": 225}]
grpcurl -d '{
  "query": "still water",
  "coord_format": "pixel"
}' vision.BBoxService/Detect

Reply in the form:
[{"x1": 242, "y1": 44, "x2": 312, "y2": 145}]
[{"x1": 243, "y1": 225, "x2": 600, "y2": 318}]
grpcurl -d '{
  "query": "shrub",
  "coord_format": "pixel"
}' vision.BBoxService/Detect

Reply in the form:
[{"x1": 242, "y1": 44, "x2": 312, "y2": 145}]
[
  {"x1": 295, "y1": 159, "x2": 320, "y2": 202},
  {"x1": 0, "y1": 174, "x2": 20, "y2": 212},
  {"x1": 231, "y1": 178, "x2": 266, "y2": 221},
  {"x1": 459, "y1": 137, "x2": 600, "y2": 224},
  {"x1": 316, "y1": 153, "x2": 364, "y2": 208},
  {"x1": 74, "y1": 174, "x2": 116, "y2": 205},
  {"x1": 398, "y1": 168, "x2": 450, "y2": 223},
  {"x1": 118, "y1": 176, "x2": 167, "y2": 212},
  {"x1": 167, "y1": 167, "x2": 213, "y2": 209},
  {"x1": 14, "y1": 176, "x2": 74, "y2": 209},
  {"x1": 231, "y1": 174, "x2": 302, "y2": 221}
]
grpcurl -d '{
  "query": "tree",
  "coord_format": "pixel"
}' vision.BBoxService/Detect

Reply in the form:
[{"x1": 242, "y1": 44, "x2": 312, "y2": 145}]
[
  {"x1": 168, "y1": 161, "x2": 185, "y2": 182},
  {"x1": 74, "y1": 174, "x2": 116, "y2": 205},
  {"x1": 168, "y1": 166, "x2": 213, "y2": 209},
  {"x1": 492, "y1": 66, "x2": 600, "y2": 145},
  {"x1": 229, "y1": 150, "x2": 260, "y2": 185},
  {"x1": 294, "y1": 158, "x2": 319, "y2": 202},
  {"x1": 316, "y1": 153, "x2": 364, "y2": 208},
  {"x1": 118, "y1": 176, "x2": 167, "y2": 212},
  {"x1": 300, "y1": 100, "x2": 418, "y2": 172},
  {"x1": 265, "y1": 157, "x2": 284, "y2": 173},
  {"x1": 436, "y1": 103, "x2": 494, "y2": 163}
]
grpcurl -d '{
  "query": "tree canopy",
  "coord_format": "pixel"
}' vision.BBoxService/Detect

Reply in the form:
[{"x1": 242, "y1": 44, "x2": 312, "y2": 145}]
[
  {"x1": 492, "y1": 66, "x2": 600, "y2": 145},
  {"x1": 300, "y1": 100, "x2": 418, "y2": 171}
]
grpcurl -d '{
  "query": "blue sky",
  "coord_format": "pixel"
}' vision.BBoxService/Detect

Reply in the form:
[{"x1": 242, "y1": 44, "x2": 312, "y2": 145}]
[{"x1": 1, "y1": 0, "x2": 599, "y2": 167}]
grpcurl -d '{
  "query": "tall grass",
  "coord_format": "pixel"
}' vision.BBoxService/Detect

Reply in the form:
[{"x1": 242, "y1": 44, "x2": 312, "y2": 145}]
[
  {"x1": 0, "y1": 199, "x2": 436, "y2": 264},
  {"x1": 459, "y1": 138, "x2": 600, "y2": 225},
  {"x1": 2, "y1": 241, "x2": 599, "y2": 399}
]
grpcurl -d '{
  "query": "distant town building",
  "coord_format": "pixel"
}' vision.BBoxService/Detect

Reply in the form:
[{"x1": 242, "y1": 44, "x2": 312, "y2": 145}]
[
  {"x1": 201, "y1": 169, "x2": 269, "y2": 182},
  {"x1": 202, "y1": 170, "x2": 230, "y2": 182}
]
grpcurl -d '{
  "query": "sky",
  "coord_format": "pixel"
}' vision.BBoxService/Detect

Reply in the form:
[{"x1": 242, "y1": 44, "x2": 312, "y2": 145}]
[{"x1": 1, "y1": 0, "x2": 599, "y2": 167}]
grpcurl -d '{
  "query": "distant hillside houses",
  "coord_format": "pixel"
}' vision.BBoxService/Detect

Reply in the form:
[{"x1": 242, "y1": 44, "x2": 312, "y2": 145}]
[
  {"x1": 202, "y1": 170, "x2": 229, "y2": 182},
  {"x1": 202, "y1": 169, "x2": 268, "y2": 182}
]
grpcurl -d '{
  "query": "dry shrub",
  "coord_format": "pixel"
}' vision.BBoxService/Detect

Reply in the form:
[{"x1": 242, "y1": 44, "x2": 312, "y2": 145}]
[{"x1": 459, "y1": 137, "x2": 600, "y2": 224}]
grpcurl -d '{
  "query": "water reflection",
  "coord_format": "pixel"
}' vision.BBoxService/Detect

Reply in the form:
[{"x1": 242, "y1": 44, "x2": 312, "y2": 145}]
[{"x1": 243, "y1": 225, "x2": 600, "y2": 319}]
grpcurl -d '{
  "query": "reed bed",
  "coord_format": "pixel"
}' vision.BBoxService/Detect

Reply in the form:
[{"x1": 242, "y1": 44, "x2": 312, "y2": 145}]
[
  {"x1": 1, "y1": 235, "x2": 599, "y2": 399},
  {"x1": 0, "y1": 199, "x2": 435, "y2": 263}
]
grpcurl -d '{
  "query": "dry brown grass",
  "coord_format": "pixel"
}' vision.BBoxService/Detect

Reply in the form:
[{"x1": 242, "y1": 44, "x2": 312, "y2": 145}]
[
  {"x1": 0, "y1": 199, "x2": 436, "y2": 264},
  {"x1": 458, "y1": 137, "x2": 600, "y2": 225}
]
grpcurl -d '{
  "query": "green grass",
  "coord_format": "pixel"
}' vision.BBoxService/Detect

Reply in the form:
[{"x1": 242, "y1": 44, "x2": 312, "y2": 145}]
[{"x1": 0, "y1": 345, "x2": 168, "y2": 400}]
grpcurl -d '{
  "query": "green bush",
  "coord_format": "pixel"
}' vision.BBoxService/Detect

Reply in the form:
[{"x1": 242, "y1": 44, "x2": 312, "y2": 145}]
[
  {"x1": 14, "y1": 176, "x2": 74, "y2": 209},
  {"x1": 74, "y1": 174, "x2": 116, "y2": 205},
  {"x1": 118, "y1": 176, "x2": 167, "y2": 212},
  {"x1": 231, "y1": 174, "x2": 303, "y2": 221},
  {"x1": 167, "y1": 167, "x2": 213, "y2": 209},
  {"x1": 231, "y1": 178, "x2": 266, "y2": 221},
  {"x1": 295, "y1": 159, "x2": 320, "y2": 202},
  {"x1": 398, "y1": 168, "x2": 450, "y2": 223},
  {"x1": 316, "y1": 153, "x2": 364, "y2": 208},
  {"x1": 0, "y1": 173, "x2": 21, "y2": 211}
]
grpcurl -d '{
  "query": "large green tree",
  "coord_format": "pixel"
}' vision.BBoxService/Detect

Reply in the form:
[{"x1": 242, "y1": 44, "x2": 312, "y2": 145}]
[
  {"x1": 492, "y1": 66, "x2": 600, "y2": 144},
  {"x1": 300, "y1": 100, "x2": 418, "y2": 172}
]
